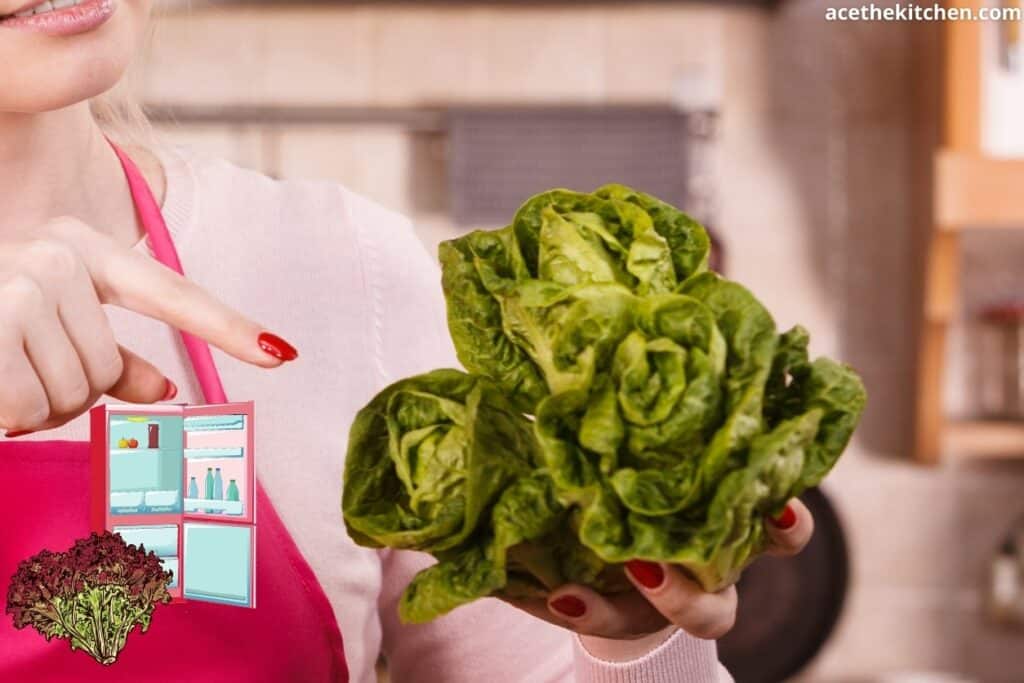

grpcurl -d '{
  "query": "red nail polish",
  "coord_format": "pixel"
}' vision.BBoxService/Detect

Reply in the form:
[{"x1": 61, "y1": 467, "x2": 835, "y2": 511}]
[
  {"x1": 626, "y1": 560, "x2": 665, "y2": 590},
  {"x1": 258, "y1": 332, "x2": 299, "y2": 361},
  {"x1": 5, "y1": 430, "x2": 32, "y2": 438},
  {"x1": 770, "y1": 504, "x2": 797, "y2": 530},
  {"x1": 550, "y1": 595, "x2": 587, "y2": 619},
  {"x1": 162, "y1": 379, "x2": 178, "y2": 401}
]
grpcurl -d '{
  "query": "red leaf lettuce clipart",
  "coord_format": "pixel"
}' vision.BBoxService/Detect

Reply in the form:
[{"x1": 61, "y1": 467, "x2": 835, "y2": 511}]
[{"x1": 6, "y1": 531, "x2": 173, "y2": 665}]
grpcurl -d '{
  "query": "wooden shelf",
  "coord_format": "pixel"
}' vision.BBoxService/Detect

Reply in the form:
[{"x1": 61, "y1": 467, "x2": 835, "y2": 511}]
[
  {"x1": 935, "y1": 151, "x2": 1024, "y2": 230},
  {"x1": 945, "y1": 420, "x2": 1024, "y2": 459}
]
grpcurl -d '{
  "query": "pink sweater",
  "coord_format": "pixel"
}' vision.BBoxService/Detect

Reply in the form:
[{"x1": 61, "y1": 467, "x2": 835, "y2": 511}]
[{"x1": 24, "y1": 145, "x2": 730, "y2": 683}]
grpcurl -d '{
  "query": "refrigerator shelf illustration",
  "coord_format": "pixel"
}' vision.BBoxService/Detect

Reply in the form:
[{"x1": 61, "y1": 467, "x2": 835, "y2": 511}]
[{"x1": 90, "y1": 401, "x2": 257, "y2": 608}]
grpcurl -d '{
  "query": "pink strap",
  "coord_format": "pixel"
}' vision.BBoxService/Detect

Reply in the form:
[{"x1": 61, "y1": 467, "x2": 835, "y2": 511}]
[{"x1": 109, "y1": 143, "x2": 228, "y2": 405}]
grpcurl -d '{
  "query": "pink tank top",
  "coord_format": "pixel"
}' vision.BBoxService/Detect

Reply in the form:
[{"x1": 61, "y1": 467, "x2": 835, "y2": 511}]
[{"x1": 0, "y1": 144, "x2": 349, "y2": 681}]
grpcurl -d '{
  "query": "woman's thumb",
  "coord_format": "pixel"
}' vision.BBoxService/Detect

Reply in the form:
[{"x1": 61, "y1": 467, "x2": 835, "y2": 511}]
[{"x1": 105, "y1": 346, "x2": 177, "y2": 404}]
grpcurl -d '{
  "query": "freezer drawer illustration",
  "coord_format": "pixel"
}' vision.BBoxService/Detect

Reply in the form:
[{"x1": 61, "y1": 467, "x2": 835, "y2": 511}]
[{"x1": 90, "y1": 401, "x2": 257, "y2": 607}]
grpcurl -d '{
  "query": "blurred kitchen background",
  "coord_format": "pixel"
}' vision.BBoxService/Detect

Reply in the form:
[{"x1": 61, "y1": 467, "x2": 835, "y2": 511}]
[{"x1": 133, "y1": 1, "x2": 1024, "y2": 681}]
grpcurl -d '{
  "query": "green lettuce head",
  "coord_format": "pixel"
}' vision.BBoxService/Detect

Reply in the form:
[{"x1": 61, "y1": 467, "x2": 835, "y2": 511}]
[
  {"x1": 342, "y1": 369, "x2": 629, "y2": 624},
  {"x1": 344, "y1": 184, "x2": 866, "y2": 622},
  {"x1": 439, "y1": 184, "x2": 710, "y2": 412},
  {"x1": 534, "y1": 277, "x2": 865, "y2": 590}
]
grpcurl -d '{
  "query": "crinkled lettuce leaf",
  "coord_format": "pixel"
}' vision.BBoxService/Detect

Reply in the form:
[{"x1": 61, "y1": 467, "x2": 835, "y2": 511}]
[
  {"x1": 439, "y1": 231, "x2": 547, "y2": 413},
  {"x1": 398, "y1": 472, "x2": 629, "y2": 623},
  {"x1": 343, "y1": 369, "x2": 536, "y2": 552}
]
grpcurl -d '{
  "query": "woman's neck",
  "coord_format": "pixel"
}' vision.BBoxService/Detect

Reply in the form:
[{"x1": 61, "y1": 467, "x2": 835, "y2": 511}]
[{"x1": 0, "y1": 102, "x2": 165, "y2": 247}]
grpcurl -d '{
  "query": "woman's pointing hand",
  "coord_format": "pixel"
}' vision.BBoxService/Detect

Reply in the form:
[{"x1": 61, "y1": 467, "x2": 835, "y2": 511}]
[{"x1": 0, "y1": 216, "x2": 296, "y2": 435}]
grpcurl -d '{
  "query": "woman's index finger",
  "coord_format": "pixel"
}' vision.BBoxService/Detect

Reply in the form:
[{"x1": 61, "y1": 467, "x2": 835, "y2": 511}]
[{"x1": 49, "y1": 217, "x2": 284, "y2": 369}]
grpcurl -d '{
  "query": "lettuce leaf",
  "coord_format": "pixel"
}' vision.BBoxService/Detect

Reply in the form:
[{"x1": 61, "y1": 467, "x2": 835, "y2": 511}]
[{"x1": 343, "y1": 370, "x2": 536, "y2": 552}]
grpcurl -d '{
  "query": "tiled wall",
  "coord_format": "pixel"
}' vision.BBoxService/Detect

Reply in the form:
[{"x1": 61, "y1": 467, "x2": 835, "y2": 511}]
[{"x1": 141, "y1": 2, "x2": 1024, "y2": 681}]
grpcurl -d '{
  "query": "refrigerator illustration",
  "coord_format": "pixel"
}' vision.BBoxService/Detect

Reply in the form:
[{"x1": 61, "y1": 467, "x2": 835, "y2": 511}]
[{"x1": 89, "y1": 401, "x2": 256, "y2": 608}]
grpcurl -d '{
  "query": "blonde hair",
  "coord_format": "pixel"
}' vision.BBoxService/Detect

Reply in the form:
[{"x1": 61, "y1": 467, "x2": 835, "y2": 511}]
[
  {"x1": 90, "y1": 91, "x2": 153, "y2": 147},
  {"x1": 90, "y1": 11, "x2": 159, "y2": 147}
]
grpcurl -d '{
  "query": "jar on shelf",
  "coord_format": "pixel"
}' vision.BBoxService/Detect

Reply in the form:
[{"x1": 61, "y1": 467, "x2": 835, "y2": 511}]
[
  {"x1": 985, "y1": 513, "x2": 1024, "y2": 629},
  {"x1": 977, "y1": 302, "x2": 1024, "y2": 418}
]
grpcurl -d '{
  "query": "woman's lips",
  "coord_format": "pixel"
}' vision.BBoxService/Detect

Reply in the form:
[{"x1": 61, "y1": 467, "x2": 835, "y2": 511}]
[{"x1": 0, "y1": 0, "x2": 115, "y2": 37}]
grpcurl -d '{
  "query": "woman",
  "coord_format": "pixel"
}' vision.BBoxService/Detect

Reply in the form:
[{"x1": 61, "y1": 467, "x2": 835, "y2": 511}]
[{"x1": 0, "y1": 1, "x2": 814, "y2": 681}]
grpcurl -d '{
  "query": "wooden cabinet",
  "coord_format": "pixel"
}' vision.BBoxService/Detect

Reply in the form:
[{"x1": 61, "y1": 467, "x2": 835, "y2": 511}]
[{"x1": 914, "y1": 1, "x2": 1024, "y2": 462}]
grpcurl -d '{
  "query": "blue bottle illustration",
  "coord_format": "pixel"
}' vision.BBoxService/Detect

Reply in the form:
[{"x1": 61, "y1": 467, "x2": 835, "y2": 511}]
[
  {"x1": 213, "y1": 468, "x2": 224, "y2": 514},
  {"x1": 226, "y1": 479, "x2": 240, "y2": 514},
  {"x1": 187, "y1": 476, "x2": 199, "y2": 510},
  {"x1": 204, "y1": 467, "x2": 214, "y2": 513}
]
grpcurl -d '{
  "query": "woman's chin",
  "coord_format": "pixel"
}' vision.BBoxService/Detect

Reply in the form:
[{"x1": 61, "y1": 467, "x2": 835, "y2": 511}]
[
  {"x1": 0, "y1": 0, "x2": 144, "y2": 114},
  {"x1": 1, "y1": 66, "x2": 126, "y2": 114}
]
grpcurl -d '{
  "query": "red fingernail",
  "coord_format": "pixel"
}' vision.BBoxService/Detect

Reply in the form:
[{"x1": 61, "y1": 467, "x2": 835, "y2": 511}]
[
  {"x1": 258, "y1": 332, "x2": 299, "y2": 362},
  {"x1": 162, "y1": 379, "x2": 178, "y2": 401},
  {"x1": 550, "y1": 595, "x2": 587, "y2": 619},
  {"x1": 770, "y1": 504, "x2": 797, "y2": 530},
  {"x1": 5, "y1": 430, "x2": 33, "y2": 438},
  {"x1": 625, "y1": 560, "x2": 665, "y2": 590}
]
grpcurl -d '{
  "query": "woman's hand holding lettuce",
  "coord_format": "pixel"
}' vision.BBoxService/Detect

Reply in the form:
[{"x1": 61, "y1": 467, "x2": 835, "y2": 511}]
[{"x1": 343, "y1": 184, "x2": 866, "y2": 627}]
